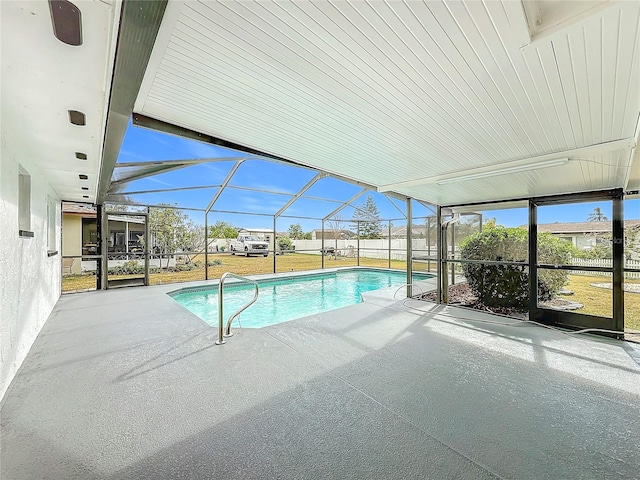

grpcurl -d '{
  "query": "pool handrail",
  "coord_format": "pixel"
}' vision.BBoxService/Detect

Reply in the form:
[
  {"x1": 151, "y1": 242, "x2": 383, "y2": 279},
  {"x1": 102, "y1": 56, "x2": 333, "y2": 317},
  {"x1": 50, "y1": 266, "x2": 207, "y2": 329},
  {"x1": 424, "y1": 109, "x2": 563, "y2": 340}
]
[{"x1": 216, "y1": 272, "x2": 259, "y2": 345}]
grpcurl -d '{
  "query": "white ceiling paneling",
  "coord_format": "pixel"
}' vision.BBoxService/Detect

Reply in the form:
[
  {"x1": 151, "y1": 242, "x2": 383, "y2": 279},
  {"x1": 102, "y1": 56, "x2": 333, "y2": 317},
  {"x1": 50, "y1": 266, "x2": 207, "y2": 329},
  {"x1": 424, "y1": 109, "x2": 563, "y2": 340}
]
[
  {"x1": 134, "y1": 0, "x2": 640, "y2": 206},
  {"x1": 1, "y1": 0, "x2": 120, "y2": 204}
]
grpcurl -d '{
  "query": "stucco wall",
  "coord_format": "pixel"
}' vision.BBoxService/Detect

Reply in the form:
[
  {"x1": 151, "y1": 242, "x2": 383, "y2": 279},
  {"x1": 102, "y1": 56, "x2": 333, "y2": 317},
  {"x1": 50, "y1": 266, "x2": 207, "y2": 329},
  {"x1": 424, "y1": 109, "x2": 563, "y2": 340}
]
[
  {"x1": 0, "y1": 152, "x2": 61, "y2": 402},
  {"x1": 62, "y1": 214, "x2": 83, "y2": 257}
]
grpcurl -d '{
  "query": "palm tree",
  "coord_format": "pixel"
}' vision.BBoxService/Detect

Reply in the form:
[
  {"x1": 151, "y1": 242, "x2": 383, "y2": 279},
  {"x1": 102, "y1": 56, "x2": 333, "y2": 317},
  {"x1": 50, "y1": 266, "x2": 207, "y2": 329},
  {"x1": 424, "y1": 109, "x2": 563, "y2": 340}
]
[{"x1": 587, "y1": 207, "x2": 609, "y2": 222}]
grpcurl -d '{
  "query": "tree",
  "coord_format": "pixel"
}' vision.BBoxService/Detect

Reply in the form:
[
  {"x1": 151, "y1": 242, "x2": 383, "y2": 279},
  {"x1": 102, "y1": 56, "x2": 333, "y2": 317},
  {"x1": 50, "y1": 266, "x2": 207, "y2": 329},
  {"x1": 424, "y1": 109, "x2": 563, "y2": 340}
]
[
  {"x1": 460, "y1": 227, "x2": 572, "y2": 309},
  {"x1": 353, "y1": 194, "x2": 383, "y2": 239},
  {"x1": 453, "y1": 214, "x2": 482, "y2": 247},
  {"x1": 287, "y1": 223, "x2": 305, "y2": 239},
  {"x1": 103, "y1": 203, "x2": 129, "y2": 212},
  {"x1": 147, "y1": 204, "x2": 203, "y2": 268},
  {"x1": 302, "y1": 231, "x2": 312, "y2": 240},
  {"x1": 587, "y1": 207, "x2": 609, "y2": 222},
  {"x1": 483, "y1": 217, "x2": 498, "y2": 229},
  {"x1": 209, "y1": 221, "x2": 237, "y2": 239},
  {"x1": 325, "y1": 214, "x2": 347, "y2": 258}
]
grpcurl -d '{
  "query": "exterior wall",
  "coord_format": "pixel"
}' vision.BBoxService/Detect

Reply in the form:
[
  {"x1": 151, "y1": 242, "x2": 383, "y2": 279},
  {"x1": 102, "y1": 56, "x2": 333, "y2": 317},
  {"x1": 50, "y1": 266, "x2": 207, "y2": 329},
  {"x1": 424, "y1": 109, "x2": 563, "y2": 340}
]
[
  {"x1": 62, "y1": 214, "x2": 83, "y2": 274},
  {"x1": 0, "y1": 153, "x2": 61, "y2": 402}
]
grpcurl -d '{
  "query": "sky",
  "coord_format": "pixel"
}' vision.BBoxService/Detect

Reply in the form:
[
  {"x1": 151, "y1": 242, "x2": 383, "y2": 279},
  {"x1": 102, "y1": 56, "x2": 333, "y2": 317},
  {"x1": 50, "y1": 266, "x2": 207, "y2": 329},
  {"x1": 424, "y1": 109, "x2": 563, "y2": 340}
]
[{"x1": 117, "y1": 122, "x2": 640, "y2": 232}]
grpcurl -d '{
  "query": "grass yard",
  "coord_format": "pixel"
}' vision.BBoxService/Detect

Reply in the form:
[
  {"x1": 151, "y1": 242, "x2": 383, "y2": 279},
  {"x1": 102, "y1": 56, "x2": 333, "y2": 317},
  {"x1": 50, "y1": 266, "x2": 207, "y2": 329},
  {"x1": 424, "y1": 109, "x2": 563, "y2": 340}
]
[
  {"x1": 566, "y1": 274, "x2": 640, "y2": 331},
  {"x1": 61, "y1": 259, "x2": 638, "y2": 332},
  {"x1": 61, "y1": 253, "x2": 429, "y2": 292}
]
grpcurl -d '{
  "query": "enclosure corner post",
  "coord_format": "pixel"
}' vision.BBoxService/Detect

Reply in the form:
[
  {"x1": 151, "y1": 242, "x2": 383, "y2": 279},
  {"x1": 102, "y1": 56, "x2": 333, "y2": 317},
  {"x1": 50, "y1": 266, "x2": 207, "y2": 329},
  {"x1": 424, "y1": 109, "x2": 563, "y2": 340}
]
[
  {"x1": 528, "y1": 199, "x2": 538, "y2": 316},
  {"x1": 406, "y1": 198, "x2": 413, "y2": 298},
  {"x1": 612, "y1": 192, "x2": 624, "y2": 337},
  {"x1": 204, "y1": 212, "x2": 209, "y2": 280},
  {"x1": 388, "y1": 219, "x2": 392, "y2": 269},
  {"x1": 436, "y1": 206, "x2": 442, "y2": 304},
  {"x1": 273, "y1": 216, "x2": 277, "y2": 274},
  {"x1": 96, "y1": 204, "x2": 103, "y2": 290},
  {"x1": 321, "y1": 220, "x2": 325, "y2": 269},
  {"x1": 144, "y1": 207, "x2": 150, "y2": 286}
]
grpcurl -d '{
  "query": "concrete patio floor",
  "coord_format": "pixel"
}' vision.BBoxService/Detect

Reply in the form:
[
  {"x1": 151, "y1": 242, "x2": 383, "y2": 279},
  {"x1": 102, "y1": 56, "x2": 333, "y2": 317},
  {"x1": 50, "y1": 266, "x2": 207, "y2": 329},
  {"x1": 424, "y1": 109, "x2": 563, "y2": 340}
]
[{"x1": 2, "y1": 276, "x2": 640, "y2": 479}]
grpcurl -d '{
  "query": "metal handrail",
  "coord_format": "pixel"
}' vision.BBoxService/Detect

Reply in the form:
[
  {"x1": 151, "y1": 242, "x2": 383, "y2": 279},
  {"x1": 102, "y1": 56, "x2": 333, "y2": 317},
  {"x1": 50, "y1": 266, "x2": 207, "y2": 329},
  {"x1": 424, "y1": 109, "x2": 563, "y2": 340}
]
[{"x1": 216, "y1": 272, "x2": 259, "y2": 345}]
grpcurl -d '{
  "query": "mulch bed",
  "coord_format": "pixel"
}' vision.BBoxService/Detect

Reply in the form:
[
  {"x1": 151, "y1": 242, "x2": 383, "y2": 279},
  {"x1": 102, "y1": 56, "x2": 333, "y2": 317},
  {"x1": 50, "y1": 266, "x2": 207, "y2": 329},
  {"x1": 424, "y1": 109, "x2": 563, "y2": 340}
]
[{"x1": 415, "y1": 283, "x2": 576, "y2": 319}]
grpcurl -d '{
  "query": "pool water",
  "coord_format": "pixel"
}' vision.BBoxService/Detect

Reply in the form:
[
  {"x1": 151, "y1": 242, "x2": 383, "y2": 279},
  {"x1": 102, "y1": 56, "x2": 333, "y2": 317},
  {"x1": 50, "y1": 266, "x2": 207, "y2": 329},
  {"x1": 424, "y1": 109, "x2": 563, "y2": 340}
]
[{"x1": 170, "y1": 269, "x2": 432, "y2": 328}]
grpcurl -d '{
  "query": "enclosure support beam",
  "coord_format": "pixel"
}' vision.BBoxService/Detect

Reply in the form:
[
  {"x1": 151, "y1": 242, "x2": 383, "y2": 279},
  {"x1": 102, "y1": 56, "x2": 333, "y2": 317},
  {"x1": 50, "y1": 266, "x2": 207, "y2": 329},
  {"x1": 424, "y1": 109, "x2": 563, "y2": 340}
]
[
  {"x1": 613, "y1": 194, "x2": 624, "y2": 336},
  {"x1": 96, "y1": 204, "x2": 103, "y2": 290},
  {"x1": 528, "y1": 199, "x2": 538, "y2": 315},
  {"x1": 273, "y1": 216, "x2": 277, "y2": 274},
  {"x1": 388, "y1": 220, "x2": 392, "y2": 269},
  {"x1": 322, "y1": 189, "x2": 368, "y2": 222},
  {"x1": 144, "y1": 208, "x2": 150, "y2": 286},
  {"x1": 356, "y1": 221, "x2": 360, "y2": 266},
  {"x1": 450, "y1": 222, "x2": 456, "y2": 287},
  {"x1": 101, "y1": 207, "x2": 109, "y2": 290},
  {"x1": 406, "y1": 199, "x2": 413, "y2": 298},
  {"x1": 204, "y1": 213, "x2": 209, "y2": 280},
  {"x1": 205, "y1": 161, "x2": 244, "y2": 213},
  {"x1": 436, "y1": 206, "x2": 442, "y2": 303},
  {"x1": 321, "y1": 221, "x2": 325, "y2": 269},
  {"x1": 274, "y1": 173, "x2": 325, "y2": 218}
]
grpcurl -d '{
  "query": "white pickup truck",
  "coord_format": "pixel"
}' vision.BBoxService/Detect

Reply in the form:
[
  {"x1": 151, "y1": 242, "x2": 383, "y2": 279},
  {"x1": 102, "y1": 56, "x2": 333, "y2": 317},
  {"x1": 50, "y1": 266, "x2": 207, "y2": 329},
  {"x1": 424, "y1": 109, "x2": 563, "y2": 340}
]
[{"x1": 230, "y1": 235, "x2": 269, "y2": 257}]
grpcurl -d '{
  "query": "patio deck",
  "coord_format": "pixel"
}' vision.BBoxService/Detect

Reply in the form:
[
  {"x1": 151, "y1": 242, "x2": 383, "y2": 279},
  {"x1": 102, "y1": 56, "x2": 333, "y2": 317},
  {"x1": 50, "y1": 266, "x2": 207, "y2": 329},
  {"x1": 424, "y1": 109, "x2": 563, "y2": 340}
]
[{"x1": 2, "y1": 278, "x2": 640, "y2": 479}]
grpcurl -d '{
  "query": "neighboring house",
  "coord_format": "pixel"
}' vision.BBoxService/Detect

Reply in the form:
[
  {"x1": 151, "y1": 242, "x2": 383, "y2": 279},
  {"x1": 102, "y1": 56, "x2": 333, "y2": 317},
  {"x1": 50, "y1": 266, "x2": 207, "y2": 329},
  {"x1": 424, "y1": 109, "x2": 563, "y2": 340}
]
[
  {"x1": 385, "y1": 224, "x2": 434, "y2": 239},
  {"x1": 310, "y1": 229, "x2": 356, "y2": 241},
  {"x1": 62, "y1": 203, "x2": 146, "y2": 273},
  {"x1": 535, "y1": 220, "x2": 640, "y2": 257}
]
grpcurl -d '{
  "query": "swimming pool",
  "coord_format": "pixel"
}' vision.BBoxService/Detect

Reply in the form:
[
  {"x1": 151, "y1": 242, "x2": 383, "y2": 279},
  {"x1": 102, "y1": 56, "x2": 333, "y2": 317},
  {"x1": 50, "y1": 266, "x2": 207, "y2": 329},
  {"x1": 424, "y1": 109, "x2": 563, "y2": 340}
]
[{"x1": 170, "y1": 268, "x2": 433, "y2": 328}]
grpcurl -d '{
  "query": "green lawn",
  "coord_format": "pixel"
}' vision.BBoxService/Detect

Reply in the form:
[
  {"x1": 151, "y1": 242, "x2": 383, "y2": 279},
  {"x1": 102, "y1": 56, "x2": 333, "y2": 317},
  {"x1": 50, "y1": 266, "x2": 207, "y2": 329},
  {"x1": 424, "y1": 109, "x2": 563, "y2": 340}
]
[
  {"x1": 62, "y1": 253, "x2": 429, "y2": 292},
  {"x1": 61, "y1": 259, "x2": 639, "y2": 331},
  {"x1": 565, "y1": 274, "x2": 640, "y2": 331}
]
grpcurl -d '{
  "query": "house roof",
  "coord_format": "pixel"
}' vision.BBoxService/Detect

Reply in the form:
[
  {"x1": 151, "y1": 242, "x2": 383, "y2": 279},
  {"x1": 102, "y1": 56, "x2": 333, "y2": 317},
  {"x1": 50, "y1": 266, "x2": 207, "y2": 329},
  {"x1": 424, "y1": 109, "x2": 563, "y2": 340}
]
[
  {"x1": 62, "y1": 203, "x2": 145, "y2": 224},
  {"x1": 534, "y1": 220, "x2": 640, "y2": 234},
  {"x1": 238, "y1": 228, "x2": 274, "y2": 234},
  {"x1": 62, "y1": 203, "x2": 97, "y2": 217}
]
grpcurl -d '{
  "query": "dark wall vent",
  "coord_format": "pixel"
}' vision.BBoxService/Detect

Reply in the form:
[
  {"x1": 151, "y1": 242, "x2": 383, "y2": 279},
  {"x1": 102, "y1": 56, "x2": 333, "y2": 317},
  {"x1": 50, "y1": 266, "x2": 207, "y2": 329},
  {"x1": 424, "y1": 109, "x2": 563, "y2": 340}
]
[
  {"x1": 49, "y1": 0, "x2": 82, "y2": 46},
  {"x1": 68, "y1": 110, "x2": 86, "y2": 126}
]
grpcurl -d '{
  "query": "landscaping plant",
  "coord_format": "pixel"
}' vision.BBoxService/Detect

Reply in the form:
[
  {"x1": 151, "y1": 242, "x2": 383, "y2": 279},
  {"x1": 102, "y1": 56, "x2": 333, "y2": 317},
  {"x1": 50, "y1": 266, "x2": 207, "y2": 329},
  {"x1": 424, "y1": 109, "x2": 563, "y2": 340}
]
[{"x1": 459, "y1": 227, "x2": 572, "y2": 309}]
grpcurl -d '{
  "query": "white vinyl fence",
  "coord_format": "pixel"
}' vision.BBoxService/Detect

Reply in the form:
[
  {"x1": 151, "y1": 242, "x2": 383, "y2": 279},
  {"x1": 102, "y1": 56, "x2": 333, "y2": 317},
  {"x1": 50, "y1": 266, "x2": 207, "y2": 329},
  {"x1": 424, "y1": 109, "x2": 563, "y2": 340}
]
[
  {"x1": 292, "y1": 239, "x2": 436, "y2": 261},
  {"x1": 571, "y1": 257, "x2": 640, "y2": 279}
]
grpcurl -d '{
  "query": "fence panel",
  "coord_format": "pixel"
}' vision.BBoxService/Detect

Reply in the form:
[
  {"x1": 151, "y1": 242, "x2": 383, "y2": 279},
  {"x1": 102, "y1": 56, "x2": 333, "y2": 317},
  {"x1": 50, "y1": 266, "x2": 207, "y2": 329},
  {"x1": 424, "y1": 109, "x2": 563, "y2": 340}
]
[{"x1": 571, "y1": 257, "x2": 640, "y2": 279}]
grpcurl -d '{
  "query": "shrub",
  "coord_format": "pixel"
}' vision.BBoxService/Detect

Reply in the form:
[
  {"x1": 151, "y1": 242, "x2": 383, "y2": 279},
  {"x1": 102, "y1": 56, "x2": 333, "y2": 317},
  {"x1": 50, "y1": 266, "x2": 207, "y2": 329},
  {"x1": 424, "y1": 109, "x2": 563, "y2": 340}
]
[
  {"x1": 277, "y1": 237, "x2": 293, "y2": 253},
  {"x1": 459, "y1": 227, "x2": 571, "y2": 309},
  {"x1": 108, "y1": 260, "x2": 145, "y2": 275}
]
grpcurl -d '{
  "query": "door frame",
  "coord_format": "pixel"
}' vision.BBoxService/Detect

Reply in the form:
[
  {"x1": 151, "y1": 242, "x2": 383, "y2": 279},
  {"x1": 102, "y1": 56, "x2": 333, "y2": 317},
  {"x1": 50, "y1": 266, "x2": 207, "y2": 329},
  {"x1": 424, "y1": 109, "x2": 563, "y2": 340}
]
[
  {"x1": 103, "y1": 210, "x2": 150, "y2": 289},
  {"x1": 528, "y1": 189, "x2": 624, "y2": 337}
]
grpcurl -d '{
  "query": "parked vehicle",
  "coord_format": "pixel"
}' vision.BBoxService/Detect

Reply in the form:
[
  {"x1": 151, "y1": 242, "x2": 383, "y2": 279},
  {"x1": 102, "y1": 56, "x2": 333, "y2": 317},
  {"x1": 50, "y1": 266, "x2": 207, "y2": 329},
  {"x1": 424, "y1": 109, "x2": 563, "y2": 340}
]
[{"x1": 230, "y1": 235, "x2": 269, "y2": 257}]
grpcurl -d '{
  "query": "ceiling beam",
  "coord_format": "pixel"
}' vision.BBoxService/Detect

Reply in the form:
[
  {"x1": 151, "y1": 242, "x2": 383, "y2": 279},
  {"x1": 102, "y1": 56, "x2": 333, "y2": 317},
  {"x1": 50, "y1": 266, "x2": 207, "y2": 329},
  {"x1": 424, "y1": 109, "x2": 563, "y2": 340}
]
[
  {"x1": 97, "y1": 0, "x2": 168, "y2": 204},
  {"x1": 378, "y1": 138, "x2": 637, "y2": 192}
]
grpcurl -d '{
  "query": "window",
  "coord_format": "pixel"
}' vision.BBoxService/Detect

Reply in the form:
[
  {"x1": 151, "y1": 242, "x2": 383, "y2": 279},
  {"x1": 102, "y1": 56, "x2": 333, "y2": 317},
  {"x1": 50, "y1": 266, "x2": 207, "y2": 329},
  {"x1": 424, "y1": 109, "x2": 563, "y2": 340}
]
[{"x1": 18, "y1": 166, "x2": 32, "y2": 237}]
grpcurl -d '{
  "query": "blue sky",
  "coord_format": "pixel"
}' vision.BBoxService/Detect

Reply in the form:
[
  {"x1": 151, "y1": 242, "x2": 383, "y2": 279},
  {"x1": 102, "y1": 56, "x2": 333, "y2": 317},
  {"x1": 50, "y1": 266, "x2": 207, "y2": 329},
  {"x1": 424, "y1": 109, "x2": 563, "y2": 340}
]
[{"x1": 118, "y1": 123, "x2": 639, "y2": 231}]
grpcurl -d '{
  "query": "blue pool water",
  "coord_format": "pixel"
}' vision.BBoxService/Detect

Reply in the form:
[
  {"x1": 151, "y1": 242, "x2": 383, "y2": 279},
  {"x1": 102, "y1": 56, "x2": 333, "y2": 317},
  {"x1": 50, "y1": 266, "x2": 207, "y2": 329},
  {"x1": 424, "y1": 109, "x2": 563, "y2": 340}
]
[{"x1": 170, "y1": 269, "x2": 433, "y2": 328}]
